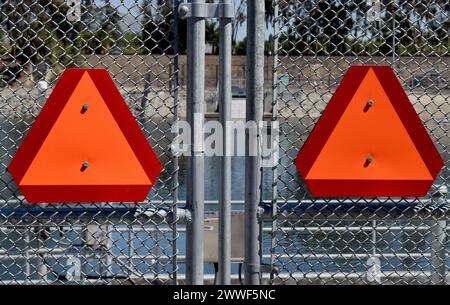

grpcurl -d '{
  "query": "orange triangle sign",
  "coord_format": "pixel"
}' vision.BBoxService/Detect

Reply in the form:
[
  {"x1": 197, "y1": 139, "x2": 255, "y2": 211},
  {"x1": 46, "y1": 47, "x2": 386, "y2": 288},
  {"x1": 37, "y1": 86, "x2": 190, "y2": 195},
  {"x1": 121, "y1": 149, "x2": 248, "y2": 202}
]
[
  {"x1": 8, "y1": 69, "x2": 162, "y2": 203},
  {"x1": 295, "y1": 66, "x2": 443, "y2": 197}
]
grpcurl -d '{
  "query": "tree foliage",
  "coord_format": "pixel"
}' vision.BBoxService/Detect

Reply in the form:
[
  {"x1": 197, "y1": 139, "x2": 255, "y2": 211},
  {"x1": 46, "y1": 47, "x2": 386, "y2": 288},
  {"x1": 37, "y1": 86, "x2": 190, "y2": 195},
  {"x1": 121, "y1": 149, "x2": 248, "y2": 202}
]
[
  {"x1": 142, "y1": 0, "x2": 187, "y2": 54},
  {"x1": 279, "y1": 0, "x2": 449, "y2": 56},
  {"x1": 0, "y1": 0, "x2": 123, "y2": 83},
  {"x1": 0, "y1": 0, "x2": 448, "y2": 84}
]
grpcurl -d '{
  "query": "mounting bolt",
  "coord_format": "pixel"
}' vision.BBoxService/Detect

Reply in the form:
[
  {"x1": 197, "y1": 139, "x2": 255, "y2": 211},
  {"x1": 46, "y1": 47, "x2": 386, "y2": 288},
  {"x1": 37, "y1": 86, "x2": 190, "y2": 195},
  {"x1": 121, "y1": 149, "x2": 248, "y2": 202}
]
[
  {"x1": 81, "y1": 161, "x2": 90, "y2": 171},
  {"x1": 81, "y1": 103, "x2": 89, "y2": 113},
  {"x1": 364, "y1": 156, "x2": 374, "y2": 167},
  {"x1": 178, "y1": 4, "x2": 189, "y2": 19},
  {"x1": 364, "y1": 100, "x2": 374, "y2": 112}
]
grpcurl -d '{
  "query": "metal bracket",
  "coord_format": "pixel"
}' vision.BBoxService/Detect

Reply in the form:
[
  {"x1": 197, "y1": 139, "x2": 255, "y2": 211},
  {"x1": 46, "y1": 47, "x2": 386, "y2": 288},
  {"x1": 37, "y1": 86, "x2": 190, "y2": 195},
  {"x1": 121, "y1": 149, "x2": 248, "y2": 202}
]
[
  {"x1": 178, "y1": 2, "x2": 234, "y2": 19},
  {"x1": 167, "y1": 208, "x2": 192, "y2": 225},
  {"x1": 257, "y1": 206, "x2": 265, "y2": 222}
]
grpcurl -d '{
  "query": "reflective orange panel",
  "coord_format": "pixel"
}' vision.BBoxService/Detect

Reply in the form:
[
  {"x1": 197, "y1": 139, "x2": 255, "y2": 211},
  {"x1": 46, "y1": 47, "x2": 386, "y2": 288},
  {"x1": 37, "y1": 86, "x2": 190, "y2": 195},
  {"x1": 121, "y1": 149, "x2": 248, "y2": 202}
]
[
  {"x1": 21, "y1": 72, "x2": 151, "y2": 186},
  {"x1": 307, "y1": 68, "x2": 431, "y2": 181}
]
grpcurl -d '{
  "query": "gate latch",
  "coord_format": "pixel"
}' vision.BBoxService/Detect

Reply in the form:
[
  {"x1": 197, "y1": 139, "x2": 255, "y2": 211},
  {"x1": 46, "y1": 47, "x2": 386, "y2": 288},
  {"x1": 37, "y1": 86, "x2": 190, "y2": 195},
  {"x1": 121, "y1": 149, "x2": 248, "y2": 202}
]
[{"x1": 178, "y1": 2, "x2": 234, "y2": 19}]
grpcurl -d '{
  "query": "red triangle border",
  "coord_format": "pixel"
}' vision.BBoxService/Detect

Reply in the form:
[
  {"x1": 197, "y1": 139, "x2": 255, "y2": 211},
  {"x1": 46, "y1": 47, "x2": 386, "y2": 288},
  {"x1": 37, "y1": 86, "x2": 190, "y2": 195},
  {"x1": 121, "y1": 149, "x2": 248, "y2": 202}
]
[
  {"x1": 295, "y1": 65, "x2": 444, "y2": 198},
  {"x1": 8, "y1": 69, "x2": 162, "y2": 203}
]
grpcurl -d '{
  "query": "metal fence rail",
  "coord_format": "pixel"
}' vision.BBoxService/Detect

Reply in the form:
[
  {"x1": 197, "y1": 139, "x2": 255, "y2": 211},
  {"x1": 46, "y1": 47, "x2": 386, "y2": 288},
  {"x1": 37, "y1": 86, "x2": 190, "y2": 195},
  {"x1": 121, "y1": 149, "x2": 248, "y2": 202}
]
[{"x1": 269, "y1": 0, "x2": 449, "y2": 285}]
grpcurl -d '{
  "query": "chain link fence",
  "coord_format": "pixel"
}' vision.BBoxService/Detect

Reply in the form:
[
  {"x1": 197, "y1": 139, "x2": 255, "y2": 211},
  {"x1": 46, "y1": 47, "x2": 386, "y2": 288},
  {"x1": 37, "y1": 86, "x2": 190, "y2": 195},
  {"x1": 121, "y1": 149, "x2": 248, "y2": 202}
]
[
  {"x1": 268, "y1": 0, "x2": 449, "y2": 284},
  {"x1": 0, "y1": 0, "x2": 180, "y2": 284},
  {"x1": 0, "y1": 0, "x2": 449, "y2": 285}
]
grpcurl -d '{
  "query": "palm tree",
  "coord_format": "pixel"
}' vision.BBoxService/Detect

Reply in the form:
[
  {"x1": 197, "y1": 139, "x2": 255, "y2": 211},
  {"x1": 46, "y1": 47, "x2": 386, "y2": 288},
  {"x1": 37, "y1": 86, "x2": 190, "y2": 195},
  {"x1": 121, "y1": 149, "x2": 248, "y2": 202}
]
[
  {"x1": 206, "y1": 20, "x2": 219, "y2": 54},
  {"x1": 142, "y1": 0, "x2": 187, "y2": 54},
  {"x1": 0, "y1": 0, "x2": 36, "y2": 83},
  {"x1": 232, "y1": 0, "x2": 246, "y2": 53},
  {"x1": 0, "y1": 0, "x2": 87, "y2": 84},
  {"x1": 0, "y1": 0, "x2": 123, "y2": 85}
]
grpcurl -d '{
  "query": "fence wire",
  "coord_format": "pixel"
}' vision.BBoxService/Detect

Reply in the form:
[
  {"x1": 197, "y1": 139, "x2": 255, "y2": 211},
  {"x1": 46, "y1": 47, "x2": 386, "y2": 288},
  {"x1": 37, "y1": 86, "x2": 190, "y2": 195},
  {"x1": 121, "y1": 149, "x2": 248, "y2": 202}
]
[
  {"x1": 269, "y1": 0, "x2": 449, "y2": 284},
  {"x1": 0, "y1": 0, "x2": 179, "y2": 284},
  {"x1": 0, "y1": 0, "x2": 449, "y2": 286}
]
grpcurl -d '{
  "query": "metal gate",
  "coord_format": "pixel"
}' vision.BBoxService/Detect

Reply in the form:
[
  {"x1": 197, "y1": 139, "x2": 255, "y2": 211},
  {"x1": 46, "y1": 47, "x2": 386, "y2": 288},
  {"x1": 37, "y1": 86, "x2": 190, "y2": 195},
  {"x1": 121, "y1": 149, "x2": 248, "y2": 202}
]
[{"x1": 0, "y1": 0, "x2": 448, "y2": 285}]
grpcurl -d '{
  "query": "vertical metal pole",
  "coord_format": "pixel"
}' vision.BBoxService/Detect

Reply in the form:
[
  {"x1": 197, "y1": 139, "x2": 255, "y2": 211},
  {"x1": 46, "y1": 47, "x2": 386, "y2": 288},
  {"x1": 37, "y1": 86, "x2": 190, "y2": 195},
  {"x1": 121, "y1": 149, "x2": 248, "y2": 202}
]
[
  {"x1": 218, "y1": 0, "x2": 232, "y2": 285},
  {"x1": 172, "y1": 0, "x2": 180, "y2": 285},
  {"x1": 245, "y1": 0, "x2": 264, "y2": 285},
  {"x1": 25, "y1": 228, "x2": 31, "y2": 284},
  {"x1": 152, "y1": 226, "x2": 160, "y2": 275},
  {"x1": 186, "y1": 0, "x2": 205, "y2": 285},
  {"x1": 372, "y1": 220, "x2": 377, "y2": 256},
  {"x1": 106, "y1": 226, "x2": 113, "y2": 277},
  {"x1": 128, "y1": 226, "x2": 133, "y2": 273},
  {"x1": 430, "y1": 188, "x2": 447, "y2": 284},
  {"x1": 269, "y1": 0, "x2": 279, "y2": 284},
  {"x1": 81, "y1": 227, "x2": 88, "y2": 281}
]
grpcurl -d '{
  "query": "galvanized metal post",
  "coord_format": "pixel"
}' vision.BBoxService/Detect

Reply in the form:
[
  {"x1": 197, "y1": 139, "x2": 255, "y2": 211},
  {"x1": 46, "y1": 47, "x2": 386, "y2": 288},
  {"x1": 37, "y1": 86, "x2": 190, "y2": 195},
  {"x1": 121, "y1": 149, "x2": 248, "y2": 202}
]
[
  {"x1": 172, "y1": 0, "x2": 181, "y2": 286},
  {"x1": 106, "y1": 226, "x2": 113, "y2": 277},
  {"x1": 245, "y1": 0, "x2": 264, "y2": 285},
  {"x1": 269, "y1": 0, "x2": 279, "y2": 284},
  {"x1": 430, "y1": 187, "x2": 447, "y2": 285},
  {"x1": 218, "y1": 0, "x2": 232, "y2": 285},
  {"x1": 25, "y1": 228, "x2": 31, "y2": 284},
  {"x1": 185, "y1": 0, "x2": 205, "y2": 285}
]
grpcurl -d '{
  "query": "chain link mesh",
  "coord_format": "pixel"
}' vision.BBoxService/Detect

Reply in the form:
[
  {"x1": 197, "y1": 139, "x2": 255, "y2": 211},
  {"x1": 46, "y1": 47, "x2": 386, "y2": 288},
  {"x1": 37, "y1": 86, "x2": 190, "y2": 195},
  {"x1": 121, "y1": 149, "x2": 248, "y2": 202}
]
[
  {"x1": 0, "y1": 0, "x2": 449, "y2": 285},
  {"x1": 0, "y1": 0, "x2": 179, "y2": 284},
  {"x1": 269, "y1": 0, "x2": 449, "y2": 284}
]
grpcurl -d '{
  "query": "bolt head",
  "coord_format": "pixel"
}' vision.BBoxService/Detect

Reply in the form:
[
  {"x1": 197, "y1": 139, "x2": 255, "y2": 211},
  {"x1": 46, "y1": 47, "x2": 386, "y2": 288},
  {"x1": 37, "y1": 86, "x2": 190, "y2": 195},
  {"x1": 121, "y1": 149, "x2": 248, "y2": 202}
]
[
  {"x1": 178, "y1": 4, "x2": 189, "y2": 19},
  {"x1": 82, "y1": 161, "x2": 90, "y2": 168}
]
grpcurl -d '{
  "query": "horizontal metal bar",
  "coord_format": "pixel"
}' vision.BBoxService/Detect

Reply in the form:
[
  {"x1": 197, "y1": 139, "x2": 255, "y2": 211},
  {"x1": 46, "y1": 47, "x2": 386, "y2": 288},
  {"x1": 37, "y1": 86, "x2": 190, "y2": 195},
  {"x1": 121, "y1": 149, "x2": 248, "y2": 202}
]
[
  {"x1": 178, "y1": 2, "x2": 234, "y2": 19},
  {"x1": 1, "y1": 198, "x2": 449, "y2": 224},
  {"x1": 269, "y1": 271, "x2": 450, "y2": 284},
  {"x1": 77, "y1": 225, "x2": 450, "y2": 232},
  {"x1": 114, "y1": 255, "x2": 243, "y2": 263},
  {"x1": 0, "y1": 279, "x2": 111, "y2": 285},
  {"x1": 0, "y1": 206, "x2": 167, "y2": 225},
  {"x1": 261, "y1": 199, "x2": 450, "y2": 221},
  {"x1": 113, "y1": 252, "x2": 441, "y2": 261},
  {"x1": 274, "y1": 226, "x2": 443, "y2": 232},
  {"x1": 1, "y1": 250, "x2": 443, "y2": 262},
  {"x1": 270, "y1": 253, "x2": 434, "y2": 260},
  {"x1": 3, "y1": 224, "x2": 449, "y2": 233},
  {"x1": 0, "y1": 198, "x2": 443, "y2": 206},
  {"x1": 1, "y1": 271, "x2": 448, "y2": 285}
]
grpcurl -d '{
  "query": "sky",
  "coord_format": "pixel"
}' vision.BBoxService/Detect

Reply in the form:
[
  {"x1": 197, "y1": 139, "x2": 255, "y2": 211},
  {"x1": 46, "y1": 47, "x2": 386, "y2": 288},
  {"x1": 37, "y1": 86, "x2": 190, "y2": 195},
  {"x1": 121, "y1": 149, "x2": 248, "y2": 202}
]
[{"x1": 101, "y1": 0, "x2": 249, "y2": 41}]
